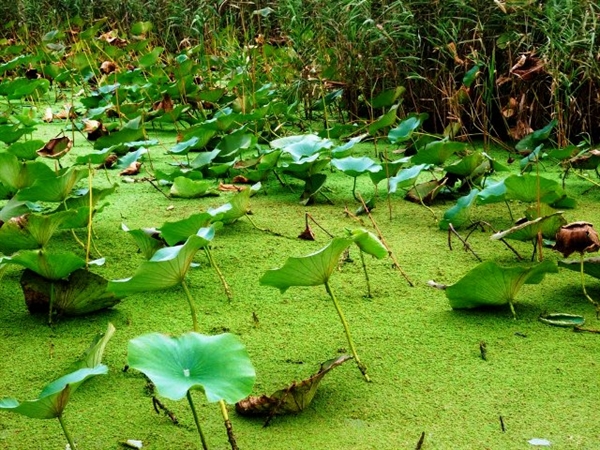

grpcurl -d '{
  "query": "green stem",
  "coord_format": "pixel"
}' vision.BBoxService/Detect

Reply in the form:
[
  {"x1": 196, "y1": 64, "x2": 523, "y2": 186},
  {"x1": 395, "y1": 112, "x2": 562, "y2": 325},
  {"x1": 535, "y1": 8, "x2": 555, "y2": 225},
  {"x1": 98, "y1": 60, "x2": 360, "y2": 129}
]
[
  {"x1": 324, "y1": 280, "x2": 370, "y2": 382},
  {"x1": 187, "y1": 391, "x2": 209, "y2": 450},
  {"x1": 181, "y1": 280, "x2": 199, "y2": 332},
  {"x1": 57, "y1": 414, "x2": 76, "y2": 450},
  {"x1": 352, "y1": 177, "x2": 358, "y2": 201},
  {"x1": 219, "y1": 400, "x2": 239, "y2": 450},
  {"x1": 580, "y1": 255, "x2": 600, "y2": 317},
  {"x1": 359, "y1": 250, "x2": 372, "y2": 298},
  {"x1": 49, "y1": 283, "x2": 55, "y2": 325},
  {"x1": 204, "y1": 248, "x2": 233, "y2": 302}
]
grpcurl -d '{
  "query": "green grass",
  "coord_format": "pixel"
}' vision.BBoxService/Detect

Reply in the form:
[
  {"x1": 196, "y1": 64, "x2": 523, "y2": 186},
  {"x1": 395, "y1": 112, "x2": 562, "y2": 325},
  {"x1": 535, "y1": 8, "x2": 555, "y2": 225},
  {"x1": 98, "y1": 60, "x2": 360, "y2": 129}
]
[{"x1": 1, "y1": 123, "x2": 600, "y2": 449}]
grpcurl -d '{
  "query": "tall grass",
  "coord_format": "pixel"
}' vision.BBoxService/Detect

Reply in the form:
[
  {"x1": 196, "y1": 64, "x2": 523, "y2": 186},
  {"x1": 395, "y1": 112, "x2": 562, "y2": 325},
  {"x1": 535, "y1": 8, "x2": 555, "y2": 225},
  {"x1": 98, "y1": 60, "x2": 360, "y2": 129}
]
[{"x1": 2, "y1": 0, "x2": 600, "y2": 143}]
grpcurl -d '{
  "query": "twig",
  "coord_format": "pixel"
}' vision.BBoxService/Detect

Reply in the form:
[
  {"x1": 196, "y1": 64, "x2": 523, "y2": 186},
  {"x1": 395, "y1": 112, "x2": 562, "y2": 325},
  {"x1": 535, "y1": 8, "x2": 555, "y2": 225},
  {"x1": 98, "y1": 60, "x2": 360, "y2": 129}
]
[
  {"x1": 144, "y1": 174, "x2": 171, "y2": 201},
  {"x1": 306, "y1": 213, "x2": 334, "y2": 238},
  {"x1": 357, "y1": 192, "x2": 413, "y2": 287},
  {"x1": 415, "y1": 431, "x2": 426, "y2": 450},
  {"x1": 448, "y1": 223, "x2": 482, "y2": 261},
  {"x1": 499, "y1": 416, "x2": 506, "y2": 432},
  {"x1": 343, "y1": 205, "x2": 366, "y2": 226},
  {"x1": 152, "y1": 397, "x2": 179, "y2": 425},
  {"x1": 468, "y1": 221, "x2": 523, "y2": 261}
]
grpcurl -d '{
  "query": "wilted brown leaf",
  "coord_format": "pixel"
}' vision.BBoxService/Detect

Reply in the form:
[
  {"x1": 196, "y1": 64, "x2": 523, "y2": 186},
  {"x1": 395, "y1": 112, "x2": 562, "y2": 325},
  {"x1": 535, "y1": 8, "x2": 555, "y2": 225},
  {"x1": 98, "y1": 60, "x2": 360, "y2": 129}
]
[
  {"x1": 37, "y1": 136, "x2": 73, "y2": 159},
  {"x1": 502, "y1": 97, "x2": 519, "y2": 118},
  {"x1": 554, "y1": 222, "x2": 600, "y2": 257},
  {"x1": 119, "y1": 162, "x2": 142, "y2": 176},
  {"x1": 231, "y1": 175, "x2": 252, "y2": 184},
  {"x1": 83, "y1": 119, "x2": 109, "y2": 141},
  {"x1": 298, "y1": 225, "x2": 316, "y2": 241},
  {"x1": 96, "y1": 153, "x2": 118, "y2": 169},
  {"x1": 98, "y1": 31, "x2": 127, "y2": 47},
  {"x1": 100, "y1": 61, "x2": 117, "y2": 74},
  {"x1": 510, "y1": 54, "x2": 545, "y2": 81},
  {"x1": 153, "y1": 94, "x2": 173, "y2": 112},
  {"x1": 218, "y1": 183, "x2": 244, "y2": 192}
]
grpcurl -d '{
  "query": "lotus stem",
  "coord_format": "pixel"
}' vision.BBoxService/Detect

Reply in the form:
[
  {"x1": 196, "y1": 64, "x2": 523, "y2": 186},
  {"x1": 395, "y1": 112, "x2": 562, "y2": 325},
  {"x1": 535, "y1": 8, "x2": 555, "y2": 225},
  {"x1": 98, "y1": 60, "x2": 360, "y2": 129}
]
[
  {"x1": 48, "y1": 283, "x2": 55, "y2": 325},
  {"x1": 352, "y1": 177, "x2": 358, "y2": 201},
  {"x1": 181, "y1": 280, "x2": 199, "y2": 332},
  {"x1": 580, "y1": 255, "x2": 600, "y2": 318},
  {"x1": 187, "y1": 391, "x2": 209, "y2": 450},
  {"x1": 57, "y1": 414, "x2": 76, "y2": 450},
  {"x1": 358, "y1": 250, "x2": 372, "y2": 298},
  {"x1": 86, "y1": 163, "x2": 93, "y2": 268},
  {"x1": 324, "y1": 280, "x2": 370, "y2": 382},
  {"x1": 204, "y1": 248, "x2": 233, "y2": 302},
  {"x1": 219, "y1": 400, "x2": 239, "y2": 450}
]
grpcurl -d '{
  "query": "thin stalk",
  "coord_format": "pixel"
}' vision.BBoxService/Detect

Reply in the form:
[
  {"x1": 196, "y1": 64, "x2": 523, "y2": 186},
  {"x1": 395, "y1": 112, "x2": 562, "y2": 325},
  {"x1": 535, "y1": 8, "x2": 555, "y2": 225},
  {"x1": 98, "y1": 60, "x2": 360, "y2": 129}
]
[
  {"x1": 324, "y1": 280, "x2": 370, "y2": 382},
  {"x1": 57, "y1": 414, "x2": 76, "y2": 450},
  {"x1": 204, "y1": 248, "x2": 233, "y2": 301},
  {"x1": 358, "y1": 250, "x2": 372, "y2": 298},
  {"x1": 187, "y1": 391, "x2": 209, "y2": 450},
  {"x1": 86, "y1": 163, "x2": 93, "y2": 268},
  {"x1": 219, "y1": 400, "x2": 239, "y2": 450},
  {"x1": 181, "y1": 280, "x2": 199, "y2": 332},
  {"x1": 48, "y1": 283, "x2": 55, "y2": 325},
  {"x1": 580, "y1": 255, "x2": 600, "y2": 317}
]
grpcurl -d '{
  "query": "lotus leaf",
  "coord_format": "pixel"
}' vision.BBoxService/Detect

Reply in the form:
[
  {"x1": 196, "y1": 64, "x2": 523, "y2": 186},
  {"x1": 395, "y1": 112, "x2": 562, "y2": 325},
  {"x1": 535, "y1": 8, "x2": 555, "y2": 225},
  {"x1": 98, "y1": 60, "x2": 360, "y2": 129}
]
[
  {"x1": 331, "y1": 156, "x2": 382, "y2": 178},
  {"x1": 9, "y1": 250, "x2": 87, "y2": 280},
  {"x1": 170, "y1": 177, "x2": 218, "y2": 199},
  {"x1": 439, "y1": 188, "x2": 480, "y2": 230},
  {"x1": 17, "y1": 167, "x2": 89, "y2": 203}
]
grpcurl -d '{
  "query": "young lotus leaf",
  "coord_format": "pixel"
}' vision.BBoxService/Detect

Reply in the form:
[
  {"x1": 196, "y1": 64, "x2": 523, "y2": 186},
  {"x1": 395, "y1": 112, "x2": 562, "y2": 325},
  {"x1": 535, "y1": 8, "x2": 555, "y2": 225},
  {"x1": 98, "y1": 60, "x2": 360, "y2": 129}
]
[
  {"x1": 444, "y1": 259, "x2": 558, "y2": 314},
  {"x1": 21, "y1": 268, "x2": 121, "y2": 315},
  {"x1": 71, "y1": 323, "x2": 116, "y2": 370},
  {"x1": 127, "y1": 332, "x2": 255, "y2": 403},
  {"x1": 260, "y1": 238, "x2": 353, "y2": 292},
  {"x1": 348, "y1": 229, "x2": 388, "y2": 259},
  {"x1": 331, "y1": 156, "x2": 382, "y2": 178},
  {"x1": 411, "y1": 139, "x2": 466, "y2": 165},
  {"x1": 215, "y1": 128, "x2": 257, "y2": 159},
  {"x1": 388, "y1": 113, "x2": 427, "y2": 144},
  {"x1": 538, "y1": 313, "x2": 585, "y2": 328},
  {"x1": 53, "y1": 184, "x2": 118, "y2": 228},
  {"x1": 236, "y1": 354, "x2": 352, "y2": 417},
  {"x1": 445, "y1": 152, "x2": 485, "y2": 178},
  {"x1": 0, "y1": 210, "x2": 77, "y2": 254},
  {"x1": 310, "y1": 88, "x2": 343, "y2": 111},
  {"x1": 177, "y1": 125, "x2": 217, "y2": 152},
  {"x1": 439, "y1": 188, "x2": 479, "y2": 230},
  {"x1": 170, "y1": 177, "x2": 218, "y2": 199},
  {"x1": 17, "y1": 167, "x2": 89, "y2": 203},
  {"x1": 405, "y1": 180, "x2": 444, "y2": 205},
  {"x1": 270, "y1": 134, "x2": 333, "y2": 161},
  {"x1": 122, "y1": 224, "x2": 164, "y2": 259},
  {"x1": 169, "y1": 136, "x2": 200, "y2": 155},
  {"x1": 116, "y1": 148, "x2": 147, "y2": 170},
  {"x1": 371, "y1": 86, "x2": 405, "y2": 109},
  {"x1": 330, "y1": 135, "x2": 366, "y2": 158},
  {"x1": 9, "y1": 250, "x2": 86, "y2": 280},
  {"x1": 208, "y1": 183, "x2": 261, "y2": 224},
  {"x1": 0, "y1": 198, "x2": 37, "y2": 223},
  {"x1": 107, "y1": 227, "x2": 215, "y2": 297},
  {"x1": 370, "y1": 159, "x2": 405, "y2": 185},
  {"x1": 0, "y1": 365, "x2": 107, "y2": 420},
  {"x1": 190, "y1": 149, "x2": 221, "y2": 169}
]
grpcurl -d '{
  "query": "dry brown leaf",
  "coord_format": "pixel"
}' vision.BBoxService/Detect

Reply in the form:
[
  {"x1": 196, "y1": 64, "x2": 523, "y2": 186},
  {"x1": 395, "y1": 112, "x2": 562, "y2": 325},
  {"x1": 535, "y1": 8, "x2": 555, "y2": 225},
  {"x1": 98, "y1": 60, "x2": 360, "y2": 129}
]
[
  {"x1": 100, "y1": 61, "x2": 117, "y2": 75},
  {"x1": 37, "y1": 136, "x2": 73, "y2": 159},
  {"x1": 119, "y1": 162, "x2": 142, "y2": 176},
  {"x1": 554, "y1": 222, "x2": 600, "y2": 257},
  {"x1": 231, "y1": 175, "x2": 252, "y2": 184},
  {"x1": 83, "y1": 119, "x2": 109, "y2": 141},
  {"x1": 153, "y1": 94, "x2": 173, "y2": 112},
  {"x1": 218, "y1": 183, "x2": 244, "y2": 192},
  {"x1": 510, "y1": 54, "x2": 545, "y2": 81},
  {"x1": 96, "y1": 153, "x2": 118, "y2": 169}
]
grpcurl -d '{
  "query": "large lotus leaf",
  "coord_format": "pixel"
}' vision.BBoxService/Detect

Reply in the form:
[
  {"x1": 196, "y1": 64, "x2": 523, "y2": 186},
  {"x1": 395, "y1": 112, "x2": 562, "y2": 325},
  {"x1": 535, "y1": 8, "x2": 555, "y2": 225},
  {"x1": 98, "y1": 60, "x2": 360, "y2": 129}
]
[
  {"x1": 369, "y1": 159, "x2": 405, "y2": 185},
  {"x1": 330, "y1": 135, "x2": 366, "y2": 158},
  {"x1": 0, "y1": 210, "x2": 77, "y2": 253},
  {"x1": 7, "y1": 140, "x2": 45, "y2": 160},
  {"x1": 236, "y1": 354, "x2": 351, "y2": 416},
  {"x1": 2, "y1": 78, "x2": 50, "y2": 100},
  {"x1": 446, "y1": 259, "x2": 558, "y2": 309},
  {"x1": 55, "y1": 184, "x2": 118, "y2": 218},
  {"x1": 411, "y1": 139, "x2": 466, "y2": 165},
  {"x1": 17, "y1": 167, "x2": 89, "y2": 203},
  {"x1": 0, "y1": 153, "x2": 54, "y2": 191},
  {"x1": 476, "y1": 179, "x2": 507, "y2": 205},
  {"x1": 270, "y1": 134, "x2": 333, "y2": 161},
  {"x1": 516, "y1": 119, "x2": 557, "y2": 152},
  {"x1": 190, "y1": 149, "x2": 221, "y2": 169},
  {"x1": 331, "y1": 156, "x2": 382, "y2": 178},
  {"x1": 280, "y1": 154, "x2": 330, "y2": 180},
  {"x1": 208, "y1": 183, "x2": 260, "y2": 224},
  {"x1": 348, "y1": 229, "x2": 388, "y2": 259},
  {"x1": 387, "y1": 113, "x2": 427, "y2": 144},
  {"x1": 0, "y1": 365, "x2": 107, "y2": 419},
  {"x1": 116, "y1": 148, "x2": 147, "y2": 170},
  {"x1": 490, "y1": 212, "x2": 566, "y2": 242},
  {"x1": 9, "y1": 250, "x2": 86, "y2": 280},
  {"x1": 439, "y1": 188, "x2": 480, "y2": 231},
  {"x1": 159, "y1": 212, "x2": 218, "y2": 246},
  {"x1": 122, "y1": 224, "x2": 165, "y2": 259},
  {"x1": 0, "y1": 124, "x2": 32, "y2": 145},
  {"x1": 388, "y1": 164, "x2": 427, "y2": 193},
  {"x1": 558, "y1": 258, "x2": 600, "y2": 279},
  {"x1": 372, "y1": 87, "x2": 405, "y2": 109},
  {"x1": 127, "y1": 332, "x2": 255, "y2": 403},
  {"x1": 445, "y1": 152, "x2": 485, "y2": 177},
  {"x1": 107, "y1": 228, "x2": 215, "y2": 296},
  {"x1": 216, "y1": 129, "x2": 257, "y2": 159},
  {"x1": 21, "y1": 268, "x2": 121, "y2": 315},
  {"x1": 71, "y1": 323, "x2": 116, "y2": 371},
  {"x1": 260, "y1": 238, "x2": 353, "y2": 293},
  {"x1": 177, "y1": 126, "x2": 217, "y2": 152},
  {"x1": 504, "y1": 173, "x2": 572, "y2": 205},
  {"x1": 170, "y1": 177, "x2": 218, "y2": 199},
  {"x1": 368, "y1": 105, "x2": 398, "y2": 135},
  {"x1": 93, "y1": 117, "x2": 145, "y2": 151}
]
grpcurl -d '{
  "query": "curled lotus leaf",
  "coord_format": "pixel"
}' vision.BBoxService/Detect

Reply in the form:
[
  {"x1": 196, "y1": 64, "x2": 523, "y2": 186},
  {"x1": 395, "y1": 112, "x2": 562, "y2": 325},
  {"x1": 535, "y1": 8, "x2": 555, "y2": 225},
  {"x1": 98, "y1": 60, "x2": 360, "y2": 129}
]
[{"x1": 553, "y1": 222, "x2": 600, "y2": 257}]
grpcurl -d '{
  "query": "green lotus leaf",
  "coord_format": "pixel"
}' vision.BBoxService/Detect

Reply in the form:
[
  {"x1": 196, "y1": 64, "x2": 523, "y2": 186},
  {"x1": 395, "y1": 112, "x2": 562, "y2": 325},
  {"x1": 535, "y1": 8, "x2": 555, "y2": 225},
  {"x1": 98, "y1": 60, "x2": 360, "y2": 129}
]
[
  {"x1": 122, "y1": 224, "x2": 164, "y2": 259},
  {"x1": 71, "y1": 323, "x2": 116, "y2": 371},
  {"x1": 117, "y1": 148, "x2": 147, "y2": 170},
  {"x1": 7, "y1": 140, "x2": 45, "y2": 160},
  {"x1": 369, "y1": 159, "x2": 405, "y2": 185},
  {"x1": 75, "y1": 147, "x2": 114, "y2": 165},
  {"x1": 0, "y1": 365, "x2": 107, "y2": 419},
  {"x1": 311, "y1": 88, "x2": 343, "y2": 111},
  {"x1": 462, "y1": 64, "x2": 480, "y2": 88},
  {"x1": 9, "y1": 250, "x2": 86, "y2": 280},
  {"x1": 215, "y1": 129, "x2": 257, "y2": 160},
  {"x1": 445, "y1": 259, "x2": 558, "y2": 310},
  {"x1": 388, "y1": 164, "x2": 427, "y2": 193},
  {"x1": 93, "y1": 117, "x2": 145, "y2": 151},
  {"x1": 260, "y1": 238, "x2": 353, "y2": 293},
  {"x1": 439, "y1": 188, "x2": 479, "y2": 230},
  {"x1": 372, "y1": 86, "x2": 405, "y2": 109},
  {"x1": 411, "y1": 139, "x2": 466, "y2": 165},
  {"x1": 504, "y1": 173, "x2": 574, "y2": 207},
  {"x1": 538, "y1": 313, "x2": 585, "y2": 328},
  {"x1": 388, "y1": 113, "x2": 427, "y2": 144},
  {"x1": 0, "y1": 124, "x2": 31, "y2": 145},
  {"x1": 271, "y1": 134, "x2": 333, "y2": 161},
  {"x1": 329, "y1": 135, "x2": 365, "y2": 158},
  {"x1": 107, "y1": 228, "x2": 215, "y2": 297},
  {"x1": 208, "y1": 183, "x2": 261, "y2": 224},
  {"x1": 0, "y1": 210, "x2": 77, "y2": 254},
  {"x1": 159, "y1": 212, "x2": 220, "y2": 246},
  {"x1": 348, "y1": 229, "x2": 388, "y2": 259},
  {"x1": 476, "y1": 179, "x2": 507, "y2": 205},
  {"x1": 190, "y1": 149, "x2": 221, "y2": 169},
  {"x1": 491, "y1": 212, "x2": 565, "y2": 242},
  {"x1": 127, "y1": 332, "x2": 255, "y2": 403},
  {"x1": 516, "y1": 119, "x2": 557, "y2": 153},
  {"x1": 368, "y1": 105, "x2": 398, "y2": 135},
  {"x1": 280, "y1": 153, "x2": 330, "y2": 180},
  {"x1": 331, "y1": 156, "x2": 382, "y2": 178},
  {"x1": 0, "y1": 153, "x2": 54, "y2": 191},
  {"x1": 21, "y1": 268, "x2": 121, "y2": 315},
  {"x1": 168, "y1": 136, "x2": 200, "y2": 155},
  {"x1": 17, "y1": 167, "x2": 89, "y2": 203},
  {"x1": 445, "y1": 152, "x2": 485, "y2": 177},
  {"x1": 558, "y1": 257, "x2": 600, "y2": 279},
  {"x1": 170, "y1": 177, "x2": 218, "y2": 199},
  {"x1": 138, "y1": 47, "x2": 164, "y2": 69},
  {"x1": 0, "y1": 198, "x2": 37, "y2": 223},
  {"x1": 177, "y1": 126, "x2": 217, "y2": 152}
]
